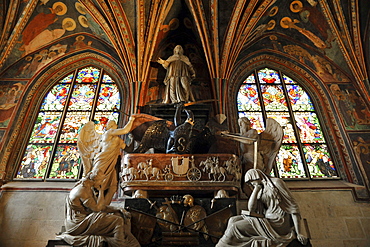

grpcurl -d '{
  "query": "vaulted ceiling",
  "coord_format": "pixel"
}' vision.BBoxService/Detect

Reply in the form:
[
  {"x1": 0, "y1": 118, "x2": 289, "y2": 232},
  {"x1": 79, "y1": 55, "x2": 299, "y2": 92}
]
[{"x1": 0, "y1": 0, "x2": 369, "y2": 110}]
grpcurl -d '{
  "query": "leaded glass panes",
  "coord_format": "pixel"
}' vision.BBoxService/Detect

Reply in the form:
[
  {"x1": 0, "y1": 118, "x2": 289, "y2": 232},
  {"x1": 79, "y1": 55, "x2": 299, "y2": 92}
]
[
  {"x1": 76, "y1": 67, "x2": 100, "y2": 83},
  {"x1": 41, "y1": 84, "x2": 71, "y2": 110},
  {"x1": 16, "y1": 144, "x2": 53, "y2": 179},
  {"x1": 237, "y1": 84, "x2": 261, "y2": 111},
  {"x1": 258, "y1": 67, "x2": 281, "y2": 84},
  {"x1": 303, "y1": 144, "x2": 337, "y2": 178},
  {"x1": 287, "y1": 85, "x2": 314, "y2": 111},
  {"x1": 49, "y1": 145, "x2": 80, "y2": 179},
  {"x1": 261, "y1": 85, "x2": 288, "y2": 111},
  {"x1": 266, "y1": 112, "x2": 297, "y2": 143},
  {"x1": 238, "y1": 112, "x2": 264, "y2": 133},
  {"x1": 69, "y1": 84, "x2": 97, "y2": 110},
  {"x1": 97, "y1": 84, "x2": 120, "y2": 111},
  {"x1": 276, "y1": 145, "x2": 306, "y2": 178},
  {"x1": 17, "y1": 66, "x2": 121, "y2": 180},
  {"x1": 60, "y1": 112, "x2": 91, "y2": 143},
  {"x1": 30, "y1": 112, "x2": 61, "y2": 143},
  {"x1": 237, "y1": 67, "x2": 338, "y2": 179}
]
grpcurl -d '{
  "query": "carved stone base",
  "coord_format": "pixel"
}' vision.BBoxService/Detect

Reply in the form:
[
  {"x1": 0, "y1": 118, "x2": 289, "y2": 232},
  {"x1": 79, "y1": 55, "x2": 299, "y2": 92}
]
[{"x1": 120, "y1": 153, "x2": 241, "y2": 197}]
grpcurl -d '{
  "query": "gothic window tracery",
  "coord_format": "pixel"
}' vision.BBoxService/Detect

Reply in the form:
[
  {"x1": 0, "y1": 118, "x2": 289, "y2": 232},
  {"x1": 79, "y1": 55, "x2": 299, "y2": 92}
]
[
  {"x1": 16, "y1": 66, "x2": 121, "y2": 180},
  {"x1": 237, "y1": 67, "x2": 338, "y2": 179}
]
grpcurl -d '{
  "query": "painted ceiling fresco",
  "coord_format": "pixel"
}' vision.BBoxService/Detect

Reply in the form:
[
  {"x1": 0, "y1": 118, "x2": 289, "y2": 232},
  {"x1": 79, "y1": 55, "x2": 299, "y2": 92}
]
[{"x1": 0, "y1": 0, "x2": 369, "y2": 101}]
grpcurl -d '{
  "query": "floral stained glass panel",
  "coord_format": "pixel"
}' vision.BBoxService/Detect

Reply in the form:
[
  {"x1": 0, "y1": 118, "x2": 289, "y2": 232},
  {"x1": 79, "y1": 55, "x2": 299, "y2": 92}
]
[
  {"x1": 238, "y1": 84, "x2": 261, "y2": 111},
  {"x1": 41, "y1": 84, "x2": 71, "y2": 111},
  {"x1": 30, "y1": 112, "x2": 61, "y2": 143},
  {"x1": 93, "y1": 112, "x2": 120, "y2": 134},
  {"x1": 260, "y1": 85, "x2": 288, "y2": 111},
  {"x1": 49, "y1": 145, "x2": 80, "y2": 179},
  {"x1": 69, "y1": 84, "x2": 97, "y2": 110},
  {"x1": 59, "y1": 112, "x2": 91, "y2": 143},
  {"x1": 303, "y1": 144, "x2": 337, "y2": 178},
  {"x1": 97, "y1": 84, "x2": 121, "y2": 111},
  {"x1": 243, "y1": 74, "x2": 257, "y2": 84},
  {"x1": 258, "y1": 68, "x2": 282, "y2": 84},
  {"x1": 60, "y1": 73, "x2": 74, "y2": 83},
  {"x1": 102, "y1": 74, "x2": 114, "y2": 83},
  {"x1": 276, "y1": 145, "x2": 306, "y2": 178},
  {"x1": 76, "y1": 67, "x2": 100, "y2": 83},
  {"x1": 282, "y1": 74, "x2": 296, "y2": 84},
  {"x1": 238, "y1": 112, "x2": 264, "y2": 133},
  {"x1": 286, "y1": 85, "x2": 314, "y2": 111},
  {"x1": 294, "y1": 112, "x2": 325, "y2": 143},
  {"x1": 17, "y1": 144, "x2": 53, "y2": 179}
]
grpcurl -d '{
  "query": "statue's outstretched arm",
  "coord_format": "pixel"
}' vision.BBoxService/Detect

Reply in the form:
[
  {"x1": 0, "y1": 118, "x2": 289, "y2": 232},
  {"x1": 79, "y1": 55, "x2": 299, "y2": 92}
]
[{"x1": 112, "y1": 116, "x2": 136, "y2": 136}]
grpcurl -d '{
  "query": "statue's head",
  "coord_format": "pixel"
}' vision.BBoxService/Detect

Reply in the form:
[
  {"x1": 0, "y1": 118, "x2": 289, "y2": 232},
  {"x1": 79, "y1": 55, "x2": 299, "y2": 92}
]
[
  {"x1": 106, "y1": 120, "x2": 117, "y2": 130},
  {"x1": 174, "y1": 45, "x2": 184, "y2": 55},
  {"x1": 238, "y1": 117, "x2": 252, "y2": 132}
]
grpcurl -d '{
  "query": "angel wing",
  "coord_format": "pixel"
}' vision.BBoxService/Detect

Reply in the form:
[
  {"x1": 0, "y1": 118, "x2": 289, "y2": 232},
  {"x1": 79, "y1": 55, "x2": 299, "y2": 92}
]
[
  {"x1": 258, "y1": 118, "x2": 284, "y2": 174},
  {"x1": 77, "y1": 121, "x2": 101, "y2": 176}
]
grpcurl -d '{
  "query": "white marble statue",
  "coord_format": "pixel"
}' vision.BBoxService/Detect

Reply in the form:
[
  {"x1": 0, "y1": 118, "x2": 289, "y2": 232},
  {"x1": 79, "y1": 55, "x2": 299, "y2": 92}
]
[
  {"x1": 216, "y1": 169, "x2": 308, "y2": 247},
  {"x1": 239, "y1": 117, "x2": 283, "y2": 175},
  {"x1": 157, "y1": 45, "x2": 196, "y2": 104},
  {"x1": 56, "y1": 170, "x2": 140, "y2": 247},
  {"x1": 77, "y1": 121, "x2": 101, "y2": 177},
  {"x1": 78, "y1": 116, "x2": 136, "y2": 205}
]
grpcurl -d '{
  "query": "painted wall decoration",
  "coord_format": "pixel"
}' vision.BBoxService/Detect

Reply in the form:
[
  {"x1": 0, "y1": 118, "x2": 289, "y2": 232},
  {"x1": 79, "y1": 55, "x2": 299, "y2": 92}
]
[
  {"x1": 329, "y1": 84, "x2": 370, "y2": 130},
  {"x1": 350, "y1": 133, "x2": 370, "y2": 183},
  {"x1": 2, "y1": 34, "x2": 121, "y2": 79},
  {"x1": 0, "y1": 81, "x2": 25, "y2": 127},
  {"x1": 2, "y1": 0, "x2": 109, "y2": 70},
  {"x1": 0, "y1": 130, "x2": 5, "y2": 144}
]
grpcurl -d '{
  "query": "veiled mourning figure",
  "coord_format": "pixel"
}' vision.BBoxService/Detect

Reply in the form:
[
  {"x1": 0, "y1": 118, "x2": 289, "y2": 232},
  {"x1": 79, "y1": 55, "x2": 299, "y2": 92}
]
[
  {"x1": 158, "y1": 45, "x2": 196, "y2": 104},
  {"x1": 78, "y1": 117, "x2": 136, "y2": 205},
  {"x1": 56, "y1": 170, "x2": 140, "y2": 247},
  {"x1": 216, "y1": 169, "x2": 308, "y2": 247}
]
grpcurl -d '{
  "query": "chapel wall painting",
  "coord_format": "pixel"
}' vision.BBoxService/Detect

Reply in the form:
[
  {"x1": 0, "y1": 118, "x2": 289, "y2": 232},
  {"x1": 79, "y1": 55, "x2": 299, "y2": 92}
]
[
  {"x1": 0, "y1": 81, "x2": 26, "y2": 128},
  {"x1": 2, "y1": 34, "x2": 118, "y2": 79},
  {"x1": 349, "y1": 133, "x2": 370, "y2": 186},
  {"x1": 329, "y1": 83, "x2": 370, "y2": 130},
  {"x1": 2, "y1": 0, "x2": 109, "y2": 71}
]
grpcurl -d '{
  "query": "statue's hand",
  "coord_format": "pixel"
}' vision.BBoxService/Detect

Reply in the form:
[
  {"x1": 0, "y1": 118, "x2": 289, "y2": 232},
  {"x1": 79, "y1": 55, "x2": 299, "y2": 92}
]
[
  {"x1": 297, "y1": 233, "x2": 308, "y2": 245},
  {"x1": 157, "y1": 58, "x2": 164, "y2": 64}
]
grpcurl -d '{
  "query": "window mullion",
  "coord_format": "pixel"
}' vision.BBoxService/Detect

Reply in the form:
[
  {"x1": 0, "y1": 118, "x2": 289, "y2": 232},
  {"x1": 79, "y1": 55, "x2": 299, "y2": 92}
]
[
  {"x1": 254, "y1": 69, "x2": 268, "y2": 122},
  {"x1": 90, "y1": 68, "x2": 104, "y2": 120},
  {"x1": 44, "y1": 69, "x2": 79, "y2": 180},
  {"x1": 278, "y1": 70, "x2": 310, "y2": 179}
]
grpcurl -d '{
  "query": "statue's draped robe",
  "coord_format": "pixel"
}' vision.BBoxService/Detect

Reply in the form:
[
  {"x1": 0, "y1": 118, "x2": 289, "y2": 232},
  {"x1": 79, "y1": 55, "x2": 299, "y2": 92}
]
[
  {"x1": 57, "y1": 196, "x2": 139, "y2": 247},
  {"x1": 162, "y1": 54, "x2": 195, "y2": 104},
  {"x1": 216, "y1": 178, "x2": 299, "y2": 247}
]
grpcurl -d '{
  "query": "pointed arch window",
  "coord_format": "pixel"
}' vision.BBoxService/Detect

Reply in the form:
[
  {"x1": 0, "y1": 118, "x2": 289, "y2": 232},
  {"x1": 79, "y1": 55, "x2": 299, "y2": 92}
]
[
  {"x1": 237, "y1": 67, "x2": 339, "y2": 179},
  {"x1": 16, "y1": 66, "x2": 121, "y2": 180}
]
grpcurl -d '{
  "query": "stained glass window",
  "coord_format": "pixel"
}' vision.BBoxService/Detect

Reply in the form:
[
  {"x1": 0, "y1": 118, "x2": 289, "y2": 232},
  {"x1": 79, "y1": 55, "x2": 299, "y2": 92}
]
[
  {"x1": 16, "y1": 66, "x2": 121, "y2": 180},
  {"x1": 237, "y1": 67, "x2": 338, "y2": 179}
]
